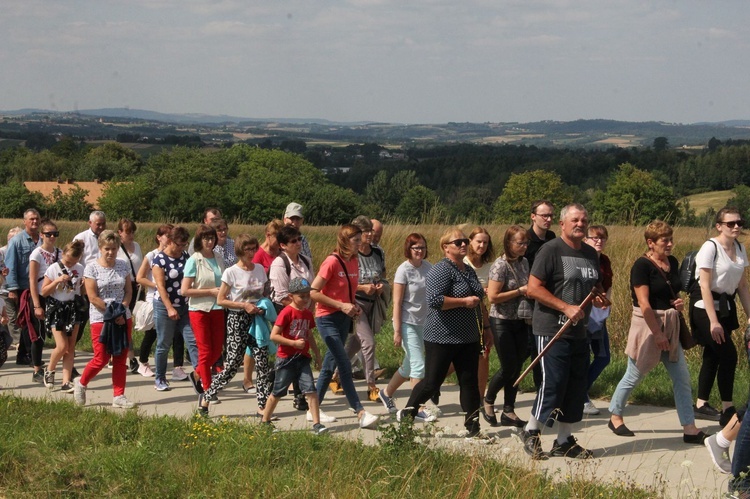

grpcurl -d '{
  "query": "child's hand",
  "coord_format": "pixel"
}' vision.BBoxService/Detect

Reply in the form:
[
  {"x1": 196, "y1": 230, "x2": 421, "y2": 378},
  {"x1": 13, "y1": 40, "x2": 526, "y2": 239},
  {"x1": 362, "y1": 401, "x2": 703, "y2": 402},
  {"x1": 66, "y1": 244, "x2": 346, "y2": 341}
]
[{"x1": 292, "y1": 339, "x2": 305, "y2": 350}]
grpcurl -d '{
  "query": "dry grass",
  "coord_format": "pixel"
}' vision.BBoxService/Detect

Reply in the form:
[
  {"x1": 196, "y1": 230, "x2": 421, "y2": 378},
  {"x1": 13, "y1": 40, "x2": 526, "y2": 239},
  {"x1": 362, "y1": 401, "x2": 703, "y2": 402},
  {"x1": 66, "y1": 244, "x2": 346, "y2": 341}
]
[{"x1": 683, "y1": 189, "x2": 733, "y2": 214}]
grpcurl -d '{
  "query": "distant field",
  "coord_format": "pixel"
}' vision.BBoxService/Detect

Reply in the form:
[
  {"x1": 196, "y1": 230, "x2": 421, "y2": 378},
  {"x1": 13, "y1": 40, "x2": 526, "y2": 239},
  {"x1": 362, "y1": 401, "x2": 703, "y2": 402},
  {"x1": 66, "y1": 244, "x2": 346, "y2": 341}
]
[
  {"x1": 0, "y1": 138, "x2": 23, "y2": 150},
  {"x1": 683, "y1": 189, "x2": 732, "y2": 214}
]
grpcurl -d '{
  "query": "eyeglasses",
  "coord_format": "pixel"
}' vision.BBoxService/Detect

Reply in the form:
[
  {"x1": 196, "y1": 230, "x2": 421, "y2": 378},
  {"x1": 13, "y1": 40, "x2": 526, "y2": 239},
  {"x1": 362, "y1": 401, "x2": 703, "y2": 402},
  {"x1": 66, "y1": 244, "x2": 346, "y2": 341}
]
[
  {"x1": 243, "y1": 246, "x2": 258, "y2": 253},
  {"x1": 410, "y1": 246, "x2": 426, "y2": 251},
  {"x1": 513, "y1": 240, "x2": 529, "y2": 246},
  {"x1": 535, "y1": 213, "x2": 554, "y2": 219},
  {"x1": 42, "y1": 231, "x2": 59, "y2": 237},
  {"x1": 587, "y1": 237, "x2": 607, "y2": 242},
  {"x1": 449, "y1": 239, "x2": 470, "y2": 247},
  {"x1": 287, "y1": 238, "x2": 301, "y2": 244},
  {"x1": 201, "y1": 236, "x2": 216, "y2": 241},
  {"x1": 721, "y1": 220, "x2": 745, "y2": 229},
  {"x1": 215, "y1": 228, "x2": 228, "y2": 233}
]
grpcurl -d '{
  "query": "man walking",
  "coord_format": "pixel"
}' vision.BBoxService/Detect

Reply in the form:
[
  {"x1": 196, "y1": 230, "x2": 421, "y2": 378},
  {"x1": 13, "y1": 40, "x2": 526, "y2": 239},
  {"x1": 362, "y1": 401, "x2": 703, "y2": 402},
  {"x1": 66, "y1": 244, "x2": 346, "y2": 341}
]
[{"x1": 521, "y1": 203, "x2": 602, "y2": 460}]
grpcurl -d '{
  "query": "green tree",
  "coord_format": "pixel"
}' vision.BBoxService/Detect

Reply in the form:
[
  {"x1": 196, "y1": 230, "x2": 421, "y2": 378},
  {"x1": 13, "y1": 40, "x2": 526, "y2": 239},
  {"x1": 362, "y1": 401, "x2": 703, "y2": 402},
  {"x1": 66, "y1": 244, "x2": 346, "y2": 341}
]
[
  {"x1": 726, "y1": 185, "x2": 750, "y2": 219},
  {"x1": 0, "y1": 182, "x2": 44, "y2": 218},
  {"x1": 394, "y1": 186, "x2": 440, "y2": 223},
  {"x1": 75, "y1": 143, "x2": 143, "y2": 181},
  {"x1": 304, "y1": 184, "x2": 362, "y2": 225},
  {"x1": 98, "y1": 180, "x2": 154, "y2": 222},
  {"x1": 493, "y1": 170, "x2": 573, "y2": 223},
  {"x1": 653, "y1": 137, "x2": 669, "y2": 152},
  {"x1": 592, "y1": 163, "x2": 677, "y2": 224},
  {"x1": 9, "y1": 149, "x2": 69, "y2": 181},
  {"x1": 44, "y1": 186, "x2": 94, "y2": 221}
]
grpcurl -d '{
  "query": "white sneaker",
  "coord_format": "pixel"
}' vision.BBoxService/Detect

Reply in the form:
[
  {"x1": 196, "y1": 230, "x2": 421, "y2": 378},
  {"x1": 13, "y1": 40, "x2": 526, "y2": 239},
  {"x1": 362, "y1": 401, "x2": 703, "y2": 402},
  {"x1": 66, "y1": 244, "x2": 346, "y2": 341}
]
[
  {"x1": 359, "y1": 410, "x2": 380, "y2": 429},
  {"x1": 307, "y1": 410, "x2": 337, "y2": 423},
  {"x1": 112, "y1": 395, "x2": 136, "y2": 409},
  {"x1": 415, "y1": 410, "x2": 438, "y2": 423},
  {"x1": 138, "y1": 362, "x2": 155, "y2": 377},
  {"x1": 583, "y1": 401, "x2": 600, "y2": 415},
  {"x1": 74, "y1": 379, "x2": 86, "y2": 406}
]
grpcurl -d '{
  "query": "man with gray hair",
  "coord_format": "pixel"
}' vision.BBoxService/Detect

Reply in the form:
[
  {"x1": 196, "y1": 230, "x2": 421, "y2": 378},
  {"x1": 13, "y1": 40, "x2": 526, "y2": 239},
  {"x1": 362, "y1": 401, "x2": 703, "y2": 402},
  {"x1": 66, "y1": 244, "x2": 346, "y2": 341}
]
[
  {"x1": 5, "y1": 209, "x2": 42, "y2": 365},
  {"x1": 73, "y1": 211, "x2": 106, "y2": 269},
  {"x1": 521, "y1": 203, "x2": 603, "y2": 460}
]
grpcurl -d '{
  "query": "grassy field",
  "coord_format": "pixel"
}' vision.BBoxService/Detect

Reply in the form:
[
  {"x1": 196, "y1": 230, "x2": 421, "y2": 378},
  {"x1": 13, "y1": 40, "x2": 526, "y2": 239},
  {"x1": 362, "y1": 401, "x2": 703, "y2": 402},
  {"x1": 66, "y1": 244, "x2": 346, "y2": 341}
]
[
  {"x1": 684, "y1": 190, "x2": 733, "y2": 215},
  {"x1": 3, "y1": 217, "x2": 748, "y2": 408}
]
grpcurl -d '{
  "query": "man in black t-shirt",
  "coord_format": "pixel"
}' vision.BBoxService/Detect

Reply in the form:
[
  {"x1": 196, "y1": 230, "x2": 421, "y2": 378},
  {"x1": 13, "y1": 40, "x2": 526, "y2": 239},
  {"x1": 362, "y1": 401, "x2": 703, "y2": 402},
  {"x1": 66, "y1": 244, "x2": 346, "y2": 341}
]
[
  {"x1": 525, "y1": 200, "x2": 556, "y2": 390},
  {"x1": 521, "y1": 203, "x2": 603, "y2": 460}
]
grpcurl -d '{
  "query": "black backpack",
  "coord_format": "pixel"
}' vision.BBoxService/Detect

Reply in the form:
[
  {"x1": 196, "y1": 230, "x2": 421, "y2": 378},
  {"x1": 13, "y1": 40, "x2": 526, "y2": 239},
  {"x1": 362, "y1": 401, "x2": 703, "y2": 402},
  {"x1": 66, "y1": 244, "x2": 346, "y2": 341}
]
[{"x1": 679, "y1": 239, "x2": 741, "y2": 292}]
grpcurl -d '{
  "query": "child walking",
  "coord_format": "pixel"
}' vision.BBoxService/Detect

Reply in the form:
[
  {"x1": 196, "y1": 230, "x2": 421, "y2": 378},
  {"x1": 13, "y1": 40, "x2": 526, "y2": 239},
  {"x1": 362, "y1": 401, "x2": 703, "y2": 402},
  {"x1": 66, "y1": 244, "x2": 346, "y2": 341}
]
[{"x1": 262, "y1": 278, "x2": 328, "y2": 434}]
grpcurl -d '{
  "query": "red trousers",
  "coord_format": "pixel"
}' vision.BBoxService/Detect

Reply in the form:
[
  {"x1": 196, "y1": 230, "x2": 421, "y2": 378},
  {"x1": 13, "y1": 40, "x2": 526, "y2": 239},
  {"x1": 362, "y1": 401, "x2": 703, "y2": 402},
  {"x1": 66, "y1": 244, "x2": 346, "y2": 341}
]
[
  {"x1": 80, "y1": 319, "x2": 132, "y2": 397},
  {"x1": 189, "y1": 310, "x2": 225, "y2": 391}
]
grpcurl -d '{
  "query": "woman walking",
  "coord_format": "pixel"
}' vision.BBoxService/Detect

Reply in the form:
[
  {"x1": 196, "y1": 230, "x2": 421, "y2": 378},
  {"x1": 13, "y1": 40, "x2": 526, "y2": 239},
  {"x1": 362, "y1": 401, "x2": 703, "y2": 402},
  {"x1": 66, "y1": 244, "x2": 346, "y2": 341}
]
[
  {"x1": 29, "y1": 219, "x2": 59, "y2": 384},
  {"x1": 182, "y1": 224, "x2": 225, "y2": 395},
  {"x1": 608, "y1": 220, "x2": 706, "y2": 444},
  {"x1": 41, "y1": 240, "x2": 85, "y2": 392},
  {"x1": 482, "y1": 225, "x2": 529, "y2": 428},
  {"x1": 74, "y1": 230, "x2": 135, "y2": 408},
  {"x1": 691, "y1": 207, "x2": 750, "y2": 422},
  {"x1": 116, "y1": 218, "x2": 143, "y2": 373},
  {"x1": 378, "y1": 233, "x2": 432, "y2": 416},
  {"x1": 397, "y1": 228, "x2": 492, "y2": 440},
  {"x1": 311, "y1": 224, "x2": 380, "y2": 429}
]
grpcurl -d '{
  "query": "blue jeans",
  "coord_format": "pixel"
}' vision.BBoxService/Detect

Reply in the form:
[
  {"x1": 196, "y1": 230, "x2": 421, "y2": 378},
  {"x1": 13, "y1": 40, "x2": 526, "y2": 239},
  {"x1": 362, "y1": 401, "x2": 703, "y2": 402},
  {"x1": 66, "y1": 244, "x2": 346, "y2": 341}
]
[
  {"x1": 730, "y1": 343, "x2": 750, "y2": 491},
  {"x1": 609, "y1": 349, "x2": 694, "y2": 426},
  {"x1": 315, "y1": 312, "x2": 363, "y2": 413},
  {"x1": 586, "y1": 322, "x2": 611, "y2": 401},
  {"x1": 153, "y1": 300, "x2": 199, "y2": 380}
]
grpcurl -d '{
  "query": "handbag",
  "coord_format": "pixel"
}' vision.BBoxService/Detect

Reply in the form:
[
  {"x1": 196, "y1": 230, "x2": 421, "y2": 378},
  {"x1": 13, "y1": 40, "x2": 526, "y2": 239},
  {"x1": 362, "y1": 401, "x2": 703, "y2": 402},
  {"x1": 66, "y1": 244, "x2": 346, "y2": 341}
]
[
  {"x1": 133, "y1": 296, "x2": 154, "y2": 332},
  {"x1": 506, "y1": 258, "x2": 533, "y2": 320},
  {"x1": 645, "y1": 255, "x2": 697, "y2": 350},
  {"x1": 332, "y1": 253, "x2": 356, "y2": 335}
]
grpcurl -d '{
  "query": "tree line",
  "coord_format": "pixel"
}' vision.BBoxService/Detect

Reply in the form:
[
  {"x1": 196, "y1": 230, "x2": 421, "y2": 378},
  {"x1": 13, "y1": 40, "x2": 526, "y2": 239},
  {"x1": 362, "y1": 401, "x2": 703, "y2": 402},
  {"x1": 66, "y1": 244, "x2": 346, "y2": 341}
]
[{"x1": 1, "y1": 136, "x2": 749, "y2": 225}]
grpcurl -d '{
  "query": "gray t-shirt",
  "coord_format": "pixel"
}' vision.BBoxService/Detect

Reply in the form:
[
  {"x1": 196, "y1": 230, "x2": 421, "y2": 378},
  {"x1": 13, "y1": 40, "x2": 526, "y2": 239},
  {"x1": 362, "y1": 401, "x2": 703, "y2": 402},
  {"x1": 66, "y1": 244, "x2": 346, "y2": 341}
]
[
  {"x1": 488, "y1": 256, "x2": 529, "y2": 320},
  {"x1": 530, "y1": 238, "x2": 599, "y2": 339},
  {"x1": 393, "y1": 259, "x2": 433, "y2": 325}
]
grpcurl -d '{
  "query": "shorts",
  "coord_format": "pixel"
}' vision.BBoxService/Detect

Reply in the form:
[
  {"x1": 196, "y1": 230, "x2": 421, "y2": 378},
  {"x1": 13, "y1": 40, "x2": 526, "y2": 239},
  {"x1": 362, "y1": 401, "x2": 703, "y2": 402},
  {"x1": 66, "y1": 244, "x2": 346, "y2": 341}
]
[{"x1": 271, "y1": 356, "x2": 315, "y2": 397}]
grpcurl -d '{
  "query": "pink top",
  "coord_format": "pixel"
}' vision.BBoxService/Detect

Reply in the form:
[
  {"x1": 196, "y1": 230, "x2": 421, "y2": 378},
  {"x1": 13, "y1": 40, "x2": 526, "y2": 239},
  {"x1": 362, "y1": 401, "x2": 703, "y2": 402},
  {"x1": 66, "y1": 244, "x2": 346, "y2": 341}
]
[{"x1": 315, "y1": 254, "x2": 358, "y2": 317}]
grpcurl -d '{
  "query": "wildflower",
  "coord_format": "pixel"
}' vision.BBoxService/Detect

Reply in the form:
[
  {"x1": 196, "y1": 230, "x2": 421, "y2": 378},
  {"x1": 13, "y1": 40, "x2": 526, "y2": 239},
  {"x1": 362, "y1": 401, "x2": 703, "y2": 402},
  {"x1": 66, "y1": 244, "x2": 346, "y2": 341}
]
[{"x1": 681, "y1": 460, "x2": 693, "y2": 469}]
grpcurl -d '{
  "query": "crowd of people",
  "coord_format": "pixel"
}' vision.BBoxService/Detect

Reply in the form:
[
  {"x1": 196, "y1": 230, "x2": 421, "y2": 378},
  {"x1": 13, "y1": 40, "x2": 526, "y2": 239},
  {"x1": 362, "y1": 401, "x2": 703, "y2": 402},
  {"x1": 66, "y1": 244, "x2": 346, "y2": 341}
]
[{"x1": 2, "y1": 201, "x2": 750, "y2": 494}]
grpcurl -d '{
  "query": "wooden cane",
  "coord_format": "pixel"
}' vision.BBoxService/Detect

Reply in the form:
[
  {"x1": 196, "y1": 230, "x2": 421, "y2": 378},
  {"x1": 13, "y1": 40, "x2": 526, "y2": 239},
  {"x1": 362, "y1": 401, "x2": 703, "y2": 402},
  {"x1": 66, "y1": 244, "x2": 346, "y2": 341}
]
[{"x1": 514, "y1": 288, "x2": 610, "y2": 388}]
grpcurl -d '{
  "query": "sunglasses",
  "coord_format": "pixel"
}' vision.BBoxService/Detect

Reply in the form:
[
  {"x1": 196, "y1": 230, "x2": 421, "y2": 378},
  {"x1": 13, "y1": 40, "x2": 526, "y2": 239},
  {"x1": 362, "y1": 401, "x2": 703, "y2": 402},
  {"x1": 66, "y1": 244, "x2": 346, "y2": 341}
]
[
  {"x1": 286, "y1": 238, "x2": 301, "y2": 244},
  {"x1": 721, "y1": 220, "x2": 745, "y2": 229},
  {"x1": 449, "y1": 238, "x2": 470, "y2": 247},
  {"x1": 410, "y1": 246, "x2": 426, "y2": 251},
  {"x1": 43, "y1": 231, "x2": 60, "y2": 237}
]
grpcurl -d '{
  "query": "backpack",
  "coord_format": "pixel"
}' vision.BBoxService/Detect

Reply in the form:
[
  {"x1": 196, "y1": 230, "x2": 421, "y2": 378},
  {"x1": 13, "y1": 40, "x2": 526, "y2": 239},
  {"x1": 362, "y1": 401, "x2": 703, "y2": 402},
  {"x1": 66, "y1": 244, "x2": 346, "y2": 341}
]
[
  {"x1": 679, "y1": 239, "x2": 741, "y2": 292},
  {"x1": 270, "y1": 253, "x2": 311, "y2": 306}
]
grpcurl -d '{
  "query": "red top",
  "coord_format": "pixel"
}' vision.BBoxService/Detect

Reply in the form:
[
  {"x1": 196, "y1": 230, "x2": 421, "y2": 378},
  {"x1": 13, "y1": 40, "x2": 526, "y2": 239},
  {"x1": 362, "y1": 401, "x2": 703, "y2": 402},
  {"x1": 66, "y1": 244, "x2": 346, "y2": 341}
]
[
  {"x1": 315, "y1": 253, "x2": 358, "y2": 317},
  {"x1": 275, "y1": 306, "x2": 314, "y2": 358},
  {"x1": 252, "y1": 246, "x2": 276, "y2": 273}
]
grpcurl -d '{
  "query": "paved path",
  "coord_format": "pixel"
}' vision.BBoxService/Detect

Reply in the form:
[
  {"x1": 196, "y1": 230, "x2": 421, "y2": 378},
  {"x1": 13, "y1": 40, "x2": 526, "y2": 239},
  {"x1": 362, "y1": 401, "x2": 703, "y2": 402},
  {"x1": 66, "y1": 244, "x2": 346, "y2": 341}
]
[{"x1": 0, "y1": 351, "x2": 732, "y2": 498}]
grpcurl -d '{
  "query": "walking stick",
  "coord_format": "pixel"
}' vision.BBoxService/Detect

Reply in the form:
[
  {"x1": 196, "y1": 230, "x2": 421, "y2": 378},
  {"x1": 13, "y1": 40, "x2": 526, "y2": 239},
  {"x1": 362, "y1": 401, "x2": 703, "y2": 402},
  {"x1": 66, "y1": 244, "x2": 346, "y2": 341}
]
[{"x1": 514, "y1": 288, "x2": 610, "y2": 388}]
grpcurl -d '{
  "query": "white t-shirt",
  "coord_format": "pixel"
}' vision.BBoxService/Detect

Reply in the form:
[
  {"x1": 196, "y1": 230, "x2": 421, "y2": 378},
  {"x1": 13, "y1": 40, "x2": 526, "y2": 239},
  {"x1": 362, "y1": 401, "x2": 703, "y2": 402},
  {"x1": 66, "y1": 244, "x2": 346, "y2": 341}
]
[
  {"x1": 221, "y1": 263, "x2": 267, "y2": 311},
  {"x1": 117, "y1": 242, "x2": 143, "y2": 280},
  {"x1": 464, "y1": 256, "x2": 491, "y2": 289},
  {"x1": 394, "y1": 259, "x2": 433, "y2": 325},
  {"x1": 84, "y1": 260, "x2": 132, "y2": 323},
  {"x1": 73, "y1": 229, "x2": 100, "y2": 270},
  {"x1": 694, "y1": 238, "x2": 749, "y2": 309},
  {"x1": 30, "y1": 246, "x2": 60, "y2": 294},
  {"x1": 44, "y1": 261, "x2": 84, "y2": 302}
]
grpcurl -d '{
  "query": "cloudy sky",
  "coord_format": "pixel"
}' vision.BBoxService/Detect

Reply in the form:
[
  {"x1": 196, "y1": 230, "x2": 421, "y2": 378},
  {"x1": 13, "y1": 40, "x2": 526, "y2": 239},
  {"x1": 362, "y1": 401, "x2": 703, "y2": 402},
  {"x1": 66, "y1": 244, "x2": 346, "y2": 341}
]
[{"x1": 2, "y1": 0, "x2": 748, "y2": 124}]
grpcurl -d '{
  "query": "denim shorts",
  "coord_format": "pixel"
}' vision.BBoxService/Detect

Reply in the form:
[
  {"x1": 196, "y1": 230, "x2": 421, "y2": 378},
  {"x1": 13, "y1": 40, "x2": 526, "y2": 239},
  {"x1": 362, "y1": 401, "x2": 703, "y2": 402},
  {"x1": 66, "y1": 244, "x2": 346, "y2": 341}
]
[{"x1": 272, "y1": 356, "x2": 315, "y2": 397}]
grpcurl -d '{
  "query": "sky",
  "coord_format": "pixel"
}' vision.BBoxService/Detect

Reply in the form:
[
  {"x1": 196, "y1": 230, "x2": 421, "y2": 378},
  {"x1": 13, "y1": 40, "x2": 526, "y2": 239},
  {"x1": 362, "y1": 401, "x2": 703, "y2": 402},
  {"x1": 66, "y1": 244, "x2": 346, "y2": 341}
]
[{"x1": 2, "y1": 0, "x2": 749, "y2": 124}]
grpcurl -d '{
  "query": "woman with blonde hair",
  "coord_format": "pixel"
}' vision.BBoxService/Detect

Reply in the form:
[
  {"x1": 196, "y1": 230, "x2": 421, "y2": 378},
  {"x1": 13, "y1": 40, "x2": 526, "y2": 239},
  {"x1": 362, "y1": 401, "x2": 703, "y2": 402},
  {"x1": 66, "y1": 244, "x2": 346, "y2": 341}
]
[{"x1": 398, "y1": 228, "x2": 492, "y2": 440}]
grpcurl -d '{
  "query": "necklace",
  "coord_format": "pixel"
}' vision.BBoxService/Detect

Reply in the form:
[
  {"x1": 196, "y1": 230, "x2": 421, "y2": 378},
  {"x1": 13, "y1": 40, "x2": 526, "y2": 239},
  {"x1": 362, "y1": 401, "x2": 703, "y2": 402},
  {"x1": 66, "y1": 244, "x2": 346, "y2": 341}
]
[{"x1": 646, "y1": 252, "x2": 670, "y2": 271}]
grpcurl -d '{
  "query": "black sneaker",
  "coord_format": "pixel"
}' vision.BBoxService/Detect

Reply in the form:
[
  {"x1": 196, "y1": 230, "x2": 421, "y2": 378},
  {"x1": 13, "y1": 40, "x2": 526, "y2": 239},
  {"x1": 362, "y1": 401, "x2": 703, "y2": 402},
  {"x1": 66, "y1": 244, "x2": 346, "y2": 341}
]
[
  {"x1": 431, "y1": 389, "x2": 440, "y2": 406},
  {"x1": 60, "y1": 382, "x2": 74, "y2": 394},
  {"x1": 694, "y1": 403, "x2": 722, "y2": 421},
  {"x1": 189, "y1": 371, "x2": 204, "y2": 395},
  {"x1": 71, "y1": 368, "x2": 81, "y2": 379},
  {"x1": 549, "y1": 436, "x2": 593, "y2": 459},
  {"x1": 129, "y1": 358, "x2": 139, "y2": 374},
  {"x1": 32, "y1": 370, "x2": 44, "y2": 384},
  {"x1": 521, "y1": 429, "x2": 548, "y2": 460},
  {"x1": 721, "y1": 406, "x2": 737, "y2": 428},
  {"x1": 197, "y1": 394, "x2": 209, "y2": 416},
  {"x1": 293, "y1": 394, "x2": 309, "y2": 412}
]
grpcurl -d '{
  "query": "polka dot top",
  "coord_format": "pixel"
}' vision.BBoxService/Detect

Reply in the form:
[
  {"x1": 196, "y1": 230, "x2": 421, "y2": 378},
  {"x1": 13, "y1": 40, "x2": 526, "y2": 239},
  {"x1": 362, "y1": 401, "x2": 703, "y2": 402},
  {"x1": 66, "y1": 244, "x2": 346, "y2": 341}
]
[
  {"x1": 424, "y1": 258, "x2": 485, "y2": 344},
  {"x1": 153, "y1": 250, "x2": 188, "y2": 307}
]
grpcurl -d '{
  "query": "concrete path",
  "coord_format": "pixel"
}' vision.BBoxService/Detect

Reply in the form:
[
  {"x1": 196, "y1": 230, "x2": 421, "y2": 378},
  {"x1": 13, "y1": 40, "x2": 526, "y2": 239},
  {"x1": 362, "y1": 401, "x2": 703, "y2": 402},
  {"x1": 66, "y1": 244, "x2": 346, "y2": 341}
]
[{"x1": 0, "y1": 351, "x2": 732, "y2": 498}]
